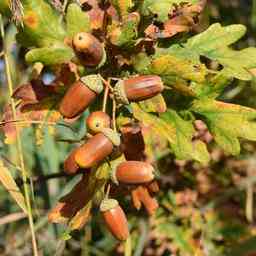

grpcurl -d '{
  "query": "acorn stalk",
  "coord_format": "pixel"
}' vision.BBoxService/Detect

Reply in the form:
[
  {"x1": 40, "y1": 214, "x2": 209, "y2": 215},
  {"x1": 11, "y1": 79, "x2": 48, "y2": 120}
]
[
  {"x1": 114, "y1": 75, "x2": 164, "y2": 104},
  {"x1": 75, "y1": 128, "x2": 120, "y2": 168},
  {"x1": 59, "y1": 75, "x2": 103, "y2": 118},
  {"x1": 100, "y1": 198, "x2": 129, "y2": 241}
]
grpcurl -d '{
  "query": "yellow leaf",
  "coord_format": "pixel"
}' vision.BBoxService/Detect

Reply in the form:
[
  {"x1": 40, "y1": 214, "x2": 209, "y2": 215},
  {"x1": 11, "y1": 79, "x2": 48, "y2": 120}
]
[{"x1": 0, "y1": 160, "x2": 27, "y2": 214}]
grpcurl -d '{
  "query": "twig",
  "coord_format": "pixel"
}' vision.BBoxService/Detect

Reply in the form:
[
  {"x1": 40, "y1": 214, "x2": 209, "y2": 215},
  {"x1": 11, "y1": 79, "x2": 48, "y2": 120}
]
[
  {"x1": 112, "y1": 97, "x2": 117, "y2": 132},
  {"x1": 0, "y1": 15, "x2": 39, "y2": 256},
  {"x1": 0, "y1": 212, "x2": 27, "y2": 226},
  {"x1": 100, "y1": 75, "x2": 114, "y2": 92},
  {"x1": 102, "y1": 79, "x2": 110, "y2": 112},
  {"x1": 1, "y1": 154, "x2": 22, "y2": 171},
  {"x1": 0, "y1": 119, "x2": 77, "y2": 133},
  {"x1": 15, "y1": 170, "x2": 84, "y2": 187}
]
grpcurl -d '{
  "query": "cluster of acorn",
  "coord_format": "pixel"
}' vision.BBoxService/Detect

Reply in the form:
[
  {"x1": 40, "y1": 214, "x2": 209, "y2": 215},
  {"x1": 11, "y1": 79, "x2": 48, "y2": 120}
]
[{"x1": 57, "y1": 32, "x2": 164, "y2": 241}]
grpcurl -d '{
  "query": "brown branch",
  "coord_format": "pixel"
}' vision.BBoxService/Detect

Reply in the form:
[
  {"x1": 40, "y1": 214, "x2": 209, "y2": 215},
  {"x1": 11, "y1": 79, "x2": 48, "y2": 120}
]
[{"x1": 15, "y1": 170, "x2": 84, "y2": 187}]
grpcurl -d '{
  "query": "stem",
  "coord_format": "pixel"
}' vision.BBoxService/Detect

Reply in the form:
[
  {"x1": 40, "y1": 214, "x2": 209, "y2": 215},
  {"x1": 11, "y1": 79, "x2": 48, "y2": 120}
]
[
  {"x1": 124, "y1": 236, "x2": 132, "y2": 256},
  {"x1": 0, "y1": 15, "x2": 39, "y2": 256},
  {"x1": 102, "y1": 80, "x2": 110, "y2": 113},
  {"x1": 112, "y1": 97, "x2": 117, "y2": 132}
]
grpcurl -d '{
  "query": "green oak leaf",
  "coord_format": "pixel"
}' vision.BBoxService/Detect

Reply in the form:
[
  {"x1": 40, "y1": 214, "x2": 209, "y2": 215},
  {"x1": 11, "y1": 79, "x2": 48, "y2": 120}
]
[
  {"x1": 183, "y1": 23, "x2": 256, "y2": 81},
  {"x1": 16, "y1": 0, "x2": 66, "y2": 47},
  {"x1": 132, "y1": 103, "x2": 209, "y2": 164},
  {"x1": 149, "y1": 54, "x2": 208, "y2": 84},
  {"x1": 191, "y1": 99, "x2": 256, "y2": 155},
  {"x1": 66, "y1": 3, "x2": 91, "y2": 37},
  {"x1": 161, "y1": 109, "x2": 209, "y2": 164},
  {"x1": 139, "y1": 94, "x2": 167, "y2": 113},
  {"x1": 141, "y1": 0, "x2": 198, "y2": 22},
  {"x1": 25, "y1": 44, "x2": 74, "y2": 65}
]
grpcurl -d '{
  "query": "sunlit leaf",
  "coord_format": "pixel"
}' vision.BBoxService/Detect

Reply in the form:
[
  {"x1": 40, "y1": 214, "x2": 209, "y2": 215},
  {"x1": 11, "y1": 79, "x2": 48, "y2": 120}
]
[
  {"x1": 16, "y1": 0, "x2": 66, "y2": 47},
  {"x1": 191, "y1": 99, "x2": 256, "y2": 155},
  {"x1": 25, "y1": 44, "x2": 74, "y2": 65},
  {"x1": 139, "y1": 94, "x2": 167, "y2": 113},
  {"x1": 0, "y1": 160, "x2": 27, "y2": 214},
  {"x1": 132, "y1": 103, "x2": 209, "y2": 163},
  {"x1": 141, "y1": 0, "x2": 198, "y2": 22},
  {"x1": 66, "y1": 3, "x2": 91, "y2": 37},
  {"x1": 184, "y1": 23, "x2": 256, "y2": 80}
]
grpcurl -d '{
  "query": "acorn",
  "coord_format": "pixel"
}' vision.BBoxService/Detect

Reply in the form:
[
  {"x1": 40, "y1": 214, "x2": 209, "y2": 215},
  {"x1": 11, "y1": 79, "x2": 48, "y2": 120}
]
[
  {"x1": 59, "y1": 75, "x2": 103, "y2": 118},
  {"x1": 75, "y1": 128, "x2": 120, "y2": 168},
  {"x1": 100, "y1": 198, "x2": 129, "y2": 241},
  {"x1": 114, "y1": 75, "x2": 164, "y2": 104},
  {"x1": 64, "y1": 147, "x2": 80, "y2": 174},
  {"x1": 112, "y1": 161, "x2": 155, "y2": 185},
  {"x1": 86, "y1": 111, "x2": 111, "y2": 134},
  {"x1": 73, "y1": 32, "x2": 105, "y2": 67}
]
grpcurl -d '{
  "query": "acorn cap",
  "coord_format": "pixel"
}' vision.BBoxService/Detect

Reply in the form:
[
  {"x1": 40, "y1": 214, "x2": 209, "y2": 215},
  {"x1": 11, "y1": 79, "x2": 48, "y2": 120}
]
[
  {"x1": 80, "y1": 74, "x2": 104, "y2": 94},
  {"x1": 113, "y1": 80, "x2": 129, "y2": 105},
  {"x1": 101, "y1": 128, "x2": 121, "y2": 146},
  {"x1": 100, "y1": 198, "x2": 119, "y2": 212}
]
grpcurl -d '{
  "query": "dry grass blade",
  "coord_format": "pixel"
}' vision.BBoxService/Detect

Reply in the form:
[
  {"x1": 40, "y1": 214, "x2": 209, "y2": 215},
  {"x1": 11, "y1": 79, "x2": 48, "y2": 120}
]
[{"x1": 0, "y1": 160, "x2": 27, "y2": 214}]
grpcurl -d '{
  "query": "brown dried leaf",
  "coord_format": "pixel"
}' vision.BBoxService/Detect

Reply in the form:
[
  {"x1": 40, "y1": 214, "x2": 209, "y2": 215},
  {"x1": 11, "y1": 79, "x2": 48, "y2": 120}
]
[
  {"x1": 120, "y1": 123, "x2": 146, "y2": 161},
  {"x1": 48, "y1": 175, "x2": 91, "y2": 223},
  {"x1": 12, "y1": 80, "x2": 55, "y2": 105},
  {"x1": 131, "y1": 185, "x2": 159, "y2": 215},
  {"x1": 145, "y1": 1, "x2": 206, "y2": 39},
  {"x1": 83, "y1": 0, "x2": 105, "y2": 31}
]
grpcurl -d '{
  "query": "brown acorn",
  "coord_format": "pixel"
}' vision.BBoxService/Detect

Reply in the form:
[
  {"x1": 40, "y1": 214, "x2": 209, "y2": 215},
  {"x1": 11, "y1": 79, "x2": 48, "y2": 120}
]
[
  {"x1": 64, "y1": 147, "x2": 80, "y2": 174},
  {"x1": 112, "y1": 161, "x2": 155, "y2": 184},
  {"x1": 59, "y1": 75, "x2": 103, "y2": 118},
  {"x1": 75, "y1": 128, "x2": 120, "y2": 168},
  {"x1": 73, "y1": 32, "x2": 104, "y2": 67},
  {"x1": 100, "y1": 198, "x2": 129, "y2": 241},
  {"x1": 86, "y1": 111, "x2": 111, "y2": 134},
  {"x1": 114, "y1": 75, "x2": 164, "y2": 104}
]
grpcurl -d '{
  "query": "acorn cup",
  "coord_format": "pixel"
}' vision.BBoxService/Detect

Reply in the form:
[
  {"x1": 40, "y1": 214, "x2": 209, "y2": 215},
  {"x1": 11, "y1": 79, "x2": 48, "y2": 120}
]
[
  {"x1": 86, "y1": 111, "x2": 111, "y2": 134},
  {"x1": 100, "y1": 198, "x2": 129, "y2": 241},
  {"x1": 112, "y1": 161, "x2": 155, "y2": 185},
  {"x1": 75, "y1": 128, "x2": 121, "y2": 168},
  {"x1": 73, "y1": 32, "x2": 105, "y2": 67},
  {"x1": 113, "y1": 75, "x2": 164, "y2": 104},
  {"x1": 59, "y1": 75, "x2": 103, "y2": 118}
]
